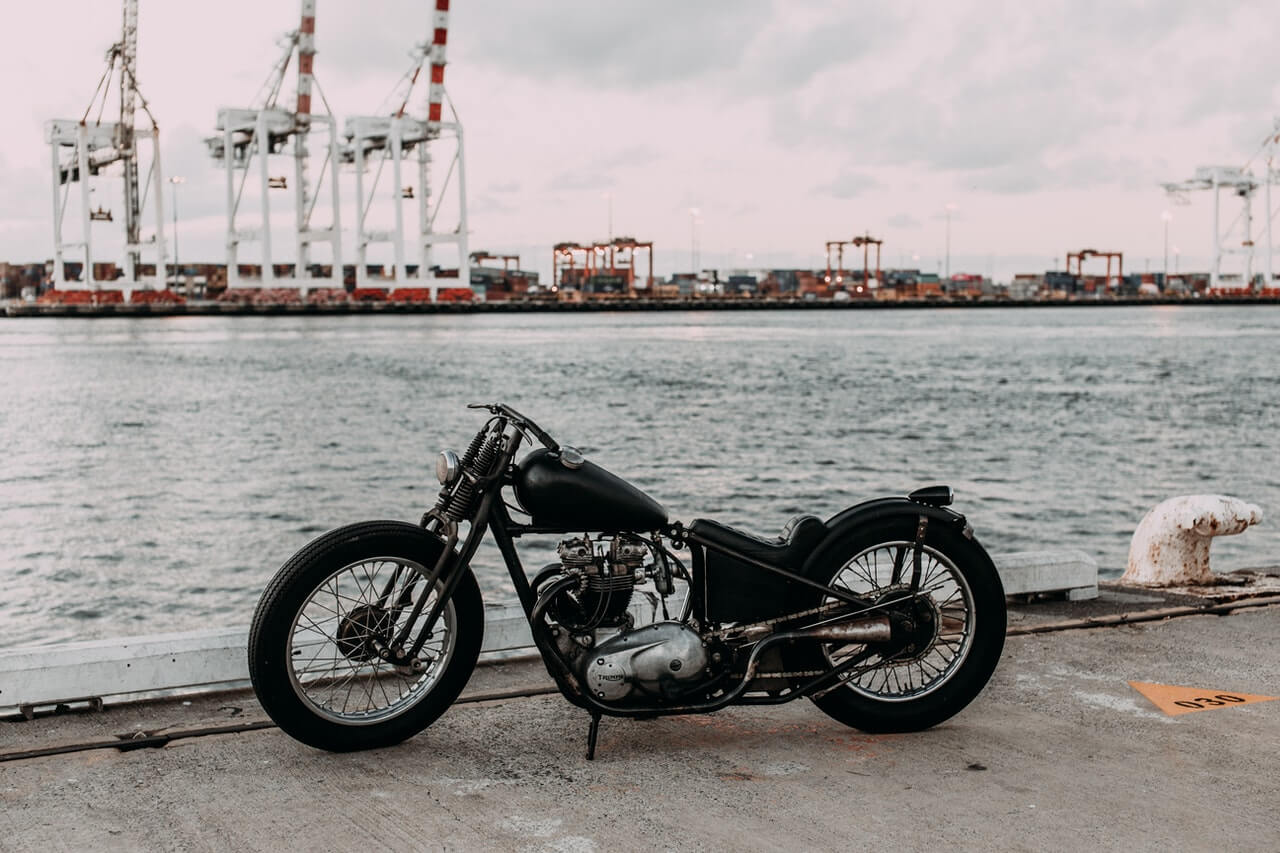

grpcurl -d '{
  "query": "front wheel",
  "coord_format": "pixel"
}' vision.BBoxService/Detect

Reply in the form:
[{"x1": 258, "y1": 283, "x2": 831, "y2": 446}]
[
  {"x1": 248, "y1": 520, "x2": 484, "y2": 751},
  {"x1": 786, "y1": 517, "x2": 1006, "y2": 733}
]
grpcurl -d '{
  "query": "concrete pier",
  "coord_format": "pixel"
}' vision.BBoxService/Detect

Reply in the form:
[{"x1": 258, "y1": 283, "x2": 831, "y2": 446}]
[{"x1": 2, "y1": 583, "x2": 1277, "y2": 851}]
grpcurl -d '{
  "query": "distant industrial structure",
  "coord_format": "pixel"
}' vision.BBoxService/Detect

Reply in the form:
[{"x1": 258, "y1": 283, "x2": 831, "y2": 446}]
[
  {"x1": 27, "y1": 6, "x2": 1280, "y2": 308},
  {"x1": 552, "y1": 238, "x2": 655, "y2": 296},
  {"x1": 823, "y1": 234, "x2": 882, "y2": 296},
  {"x1": 1066, "y1": 249, "x2": 1124, "y2": 289},
  {"x1": 41, "y1": 0, "x2": 469, "y2": 304},
  {"x1": 342, "y1": 1, "x2": 469, "y2": 296},
  {"x1": 1162, "y1": 119, "x2": 1280, "y2": 290},
  {"x1": 45, "y1": 0, "x2": 168, "y2": 292},
  {"x1": 206, "y1": 0, "x2": 343, "y2": 292}
]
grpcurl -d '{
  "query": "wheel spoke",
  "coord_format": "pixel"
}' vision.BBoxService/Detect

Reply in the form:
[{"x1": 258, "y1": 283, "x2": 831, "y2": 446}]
[
  {"x1": 822, "y1": 540, "x2": 975, "y2": 702},
  {"x1": 285, "y1": 554, "x2": 458, "y2": 724}
]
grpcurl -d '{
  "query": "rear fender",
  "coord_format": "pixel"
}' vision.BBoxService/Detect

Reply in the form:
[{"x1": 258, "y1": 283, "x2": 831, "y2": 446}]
[{"x1": 800, "y1": 496, "x2": 971, "y2": 583}]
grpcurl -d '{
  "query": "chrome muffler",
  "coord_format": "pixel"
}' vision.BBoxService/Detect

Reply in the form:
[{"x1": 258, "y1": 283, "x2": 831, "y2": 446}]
[{"x1": 797, "y1": 615, "x2": 892, "y2": 643}]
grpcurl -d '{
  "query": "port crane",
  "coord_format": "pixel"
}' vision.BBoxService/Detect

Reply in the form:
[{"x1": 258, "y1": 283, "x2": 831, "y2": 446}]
[
  {"x1": 552, "y1": 239, "x2": 653, "y2": 294},
  {"x1": 1066, "y1": 249, "x2": 1123, "y2": 290},
  {"x1": 45, "y1": 0, "x2": 167, "y2": 291},
  {"x1": 1162, "y1": 119, "x2": 1280, "y2": 291},
  {"x1": 343, "y1": 0, "x2": 470, "y2": 297},
  {"x1": 206, "y1": 0, "x2": 343, "y2": 291},
  {"x1": 825, "y1": 234, "x2": 882, "y2": 292}
]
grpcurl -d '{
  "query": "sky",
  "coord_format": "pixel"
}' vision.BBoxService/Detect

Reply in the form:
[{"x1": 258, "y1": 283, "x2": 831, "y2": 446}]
[{"x1": 1, "y1": 0, "x2": 1278, "y2": 283}]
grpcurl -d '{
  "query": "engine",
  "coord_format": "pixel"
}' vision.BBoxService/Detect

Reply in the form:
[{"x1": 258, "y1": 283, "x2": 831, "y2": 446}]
[
  {"x1": 538, "y1": 534, "x2": 711, "y2": 703},
  {"x1": 545, "y1": 534, "x2": 645, "y2": 631},
  {"x1": 583, "y1": 621, "x2": 710, "y2": 701}
]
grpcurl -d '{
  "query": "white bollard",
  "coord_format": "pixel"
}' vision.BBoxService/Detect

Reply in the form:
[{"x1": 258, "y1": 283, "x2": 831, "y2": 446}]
[{"x1": 1122, "y1": 495, "x2": 1263, "y2": 586}]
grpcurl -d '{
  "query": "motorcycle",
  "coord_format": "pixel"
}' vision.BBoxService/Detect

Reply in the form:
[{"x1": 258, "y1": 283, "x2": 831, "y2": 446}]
[{"x1": 248, "y1": 403, "x2": 1006, "y2": 758}]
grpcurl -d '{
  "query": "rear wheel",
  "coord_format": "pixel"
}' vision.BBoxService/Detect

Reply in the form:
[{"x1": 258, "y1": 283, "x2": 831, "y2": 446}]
[
  {"x1": 248, "y1": 521, "x2": 483, "y2": 751},
  {"x1": 787, "y1": 517, "x2": 1005, "y2": 733}
]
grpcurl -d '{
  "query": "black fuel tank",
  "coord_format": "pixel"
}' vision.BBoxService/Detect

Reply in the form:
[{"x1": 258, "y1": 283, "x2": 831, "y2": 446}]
[{"x1": 514, "y1": 448, "x2": 668, "y2": 531}]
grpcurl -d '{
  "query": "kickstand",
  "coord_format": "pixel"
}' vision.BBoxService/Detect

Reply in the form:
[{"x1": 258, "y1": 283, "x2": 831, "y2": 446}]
[{"x1": 585, "y1": 712, "x2": 602, "y2": 761}]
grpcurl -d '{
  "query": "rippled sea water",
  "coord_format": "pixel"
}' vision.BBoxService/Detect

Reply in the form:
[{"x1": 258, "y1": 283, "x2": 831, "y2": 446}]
[{"x1": 2, "y1": 306, "x2": 1278, "y2": 647}]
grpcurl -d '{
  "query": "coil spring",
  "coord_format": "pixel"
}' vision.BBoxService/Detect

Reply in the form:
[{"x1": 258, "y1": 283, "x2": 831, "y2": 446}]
[{"x1": 441, "y1": 426, "x2": 501, "y2": 522}]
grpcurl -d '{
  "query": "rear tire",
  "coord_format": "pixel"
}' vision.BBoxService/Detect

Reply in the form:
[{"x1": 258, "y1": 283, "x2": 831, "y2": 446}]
[
  {"x1": 248, "y1": 520, "x2": 483, "y2": 751},
  {"x1": 787, "y1": 517, "x2": 1005, "y2": 733}
]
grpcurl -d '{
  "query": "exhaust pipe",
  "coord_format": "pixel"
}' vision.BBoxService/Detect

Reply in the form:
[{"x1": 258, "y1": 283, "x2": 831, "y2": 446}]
[{"x1": 799, "y1": 615, "x2": 891, "y2": 644}]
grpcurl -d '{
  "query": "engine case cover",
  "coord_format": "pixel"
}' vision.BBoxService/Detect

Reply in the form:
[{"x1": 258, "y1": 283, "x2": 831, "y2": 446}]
[{"x1": 584, "y1": 622, "x2": 709, "y2": 701}]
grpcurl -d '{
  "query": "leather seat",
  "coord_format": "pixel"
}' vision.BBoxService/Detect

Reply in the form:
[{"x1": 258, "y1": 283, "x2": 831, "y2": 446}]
[{"x1": 689, "y1": 515, "x2": 827, "y2": 570}]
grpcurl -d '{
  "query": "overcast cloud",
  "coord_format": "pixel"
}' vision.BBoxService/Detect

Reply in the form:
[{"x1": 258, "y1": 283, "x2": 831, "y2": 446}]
[{"x1": 1, "y1": 0, "x2": 1277, "y2": 282}]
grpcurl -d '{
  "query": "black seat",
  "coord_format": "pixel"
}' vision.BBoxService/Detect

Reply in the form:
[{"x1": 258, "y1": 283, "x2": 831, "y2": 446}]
[{"x1": 689, "y1": 515, "x2": 827, "y2": 570}]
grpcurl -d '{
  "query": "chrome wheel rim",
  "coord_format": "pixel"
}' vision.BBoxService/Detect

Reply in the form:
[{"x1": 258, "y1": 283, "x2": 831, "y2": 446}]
[
  {"x1": 286, "y1": 556, "x2": 457, "y2": 725},
  {"x1": 822, "y1": 540, "x2": 975, "y2": 702}
]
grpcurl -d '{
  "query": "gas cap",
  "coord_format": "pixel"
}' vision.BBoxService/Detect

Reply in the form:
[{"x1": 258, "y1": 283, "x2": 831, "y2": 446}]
[{"x1": 559, "y1": 446, "x2": 585, "y2": 469}]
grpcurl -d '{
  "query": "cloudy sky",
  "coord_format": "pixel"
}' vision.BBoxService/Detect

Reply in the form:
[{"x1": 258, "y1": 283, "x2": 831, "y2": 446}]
[{"x1": 1, "y1": 0, "x2": 1277, "y2": 282}]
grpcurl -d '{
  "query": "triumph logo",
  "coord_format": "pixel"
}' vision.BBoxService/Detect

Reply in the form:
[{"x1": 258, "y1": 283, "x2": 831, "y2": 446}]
[{"x1": 599, "y1": 673, "x2": 624, "y2": 681}]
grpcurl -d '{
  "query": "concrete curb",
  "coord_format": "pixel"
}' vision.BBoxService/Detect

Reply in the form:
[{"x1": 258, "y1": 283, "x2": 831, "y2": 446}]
[{"x1": 0, "y1": 550, "x2": 1096, "y2": 714}]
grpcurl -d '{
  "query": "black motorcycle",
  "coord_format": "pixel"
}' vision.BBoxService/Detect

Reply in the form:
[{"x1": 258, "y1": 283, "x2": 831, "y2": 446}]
[{"x1": 248, "y1": 403, "x2": 1006, "y2": 757}]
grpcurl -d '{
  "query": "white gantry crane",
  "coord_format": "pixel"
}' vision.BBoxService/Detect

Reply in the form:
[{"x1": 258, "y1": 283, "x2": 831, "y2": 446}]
[
  {"x1": 343, "y1": 0, "x2": 470, "y2": 297},
  {"x1": 206, "y1": 0, "x2": 343, "y2": 292},
  {"x1": 1162, "y1": 118, "x2": 1280, "y2": 291},
  {"x1": 45, "y1": 0, "x2": 167, "y2": 292}
]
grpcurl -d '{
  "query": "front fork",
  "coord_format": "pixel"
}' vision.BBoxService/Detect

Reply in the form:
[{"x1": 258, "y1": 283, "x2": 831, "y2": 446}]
[
  {"x1": 363, "y1": 516, "x2": 461, "y2": 670},
  {"x1": 372, "y1": 431, "x2": 523, "y2": 668}
]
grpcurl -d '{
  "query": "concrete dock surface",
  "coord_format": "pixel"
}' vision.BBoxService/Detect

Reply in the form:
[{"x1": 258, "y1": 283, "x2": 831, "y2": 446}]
[{"x1": 2, "y1": 586, "x2": 1278, "y2": 852}]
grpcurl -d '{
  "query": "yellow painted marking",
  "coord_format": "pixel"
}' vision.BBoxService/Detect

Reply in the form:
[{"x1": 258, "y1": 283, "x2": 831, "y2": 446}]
[{"x1": 1128, "y1": 681, "x2": 1279, "y2": 716}]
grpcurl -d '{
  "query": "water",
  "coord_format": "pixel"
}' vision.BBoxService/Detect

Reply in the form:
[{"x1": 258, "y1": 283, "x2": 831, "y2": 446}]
[{"x1": 2, "y1": 306, "x2": 1278, "y2": 648}]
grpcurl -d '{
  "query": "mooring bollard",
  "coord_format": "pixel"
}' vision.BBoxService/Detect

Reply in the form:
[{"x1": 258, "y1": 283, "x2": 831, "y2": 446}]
[{"x1": 1122, "y1": 495, "x2": 1263, "y2": 586}]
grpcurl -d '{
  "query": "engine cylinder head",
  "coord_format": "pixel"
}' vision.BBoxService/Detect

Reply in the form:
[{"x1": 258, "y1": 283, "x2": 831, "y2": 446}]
[
  {"x1": 608, "y1": 535, "x2": 647, "y2": 573},
  {"x1": 557, "y1": 536, "x2": 598, "y2": 569},
  {"x1": 541, "y1": 534, "x2": 638, "y2": 631}
]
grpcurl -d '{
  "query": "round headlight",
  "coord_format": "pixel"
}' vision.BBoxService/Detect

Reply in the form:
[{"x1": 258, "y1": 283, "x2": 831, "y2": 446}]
[{"x1": 436, "y1": 449, "x2": 460, "y2": 486}]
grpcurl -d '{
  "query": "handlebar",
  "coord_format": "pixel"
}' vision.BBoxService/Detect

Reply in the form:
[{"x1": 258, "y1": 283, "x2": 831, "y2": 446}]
[{"x1": 467, "y1": 402, "x2": 559, "y2": 451}]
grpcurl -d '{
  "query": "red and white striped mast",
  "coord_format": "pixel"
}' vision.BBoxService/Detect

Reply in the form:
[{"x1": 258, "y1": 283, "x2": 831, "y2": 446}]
[
  {"x1": 293, "y1": 0, "x2": 318, "y2": 278},
  {"x1": 425, "y1": 0, "x2": 448, "y2": 125},
  {"x1": 119, "y1": 0, "x2": 143, "y2": 281},
  {"x1": 418, "y1": 0, "x2": 469, "y2": 294}
]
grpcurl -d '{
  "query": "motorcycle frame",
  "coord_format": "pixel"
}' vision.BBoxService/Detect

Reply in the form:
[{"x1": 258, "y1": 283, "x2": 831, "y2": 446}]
[{"x1": 418, "y1": 412, "x2": 915, "y2": 720}]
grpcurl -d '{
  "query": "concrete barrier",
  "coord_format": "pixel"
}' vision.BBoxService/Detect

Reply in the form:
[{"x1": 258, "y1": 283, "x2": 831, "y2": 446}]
[
  {"x1": 996, "y1": 549, "x2": 1098, "y2": 601},
  {"x1": 0, "y1": 551, "x2": 1095, "y2": 714}
]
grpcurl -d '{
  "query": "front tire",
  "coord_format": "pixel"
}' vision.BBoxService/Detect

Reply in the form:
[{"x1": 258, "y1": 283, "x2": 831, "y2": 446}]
[
  {"x1": 787, "y1": 517, "x2": 1006, "y2": 733},
  {"x1": 248, "y1": 520, "x2": 484, "y2": 751}
]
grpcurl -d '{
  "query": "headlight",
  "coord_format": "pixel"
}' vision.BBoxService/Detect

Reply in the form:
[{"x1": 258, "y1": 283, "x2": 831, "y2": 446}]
[{"x1": 436, "y1": 449, "x2": 461, "y2": 486}]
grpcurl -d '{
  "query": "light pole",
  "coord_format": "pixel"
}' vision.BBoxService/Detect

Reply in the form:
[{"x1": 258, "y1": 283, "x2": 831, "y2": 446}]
[
  {"x1": 944, "y1": 202, "x2": 957, "y2": 285},
  {"x1": 169, "y1": 175, "x2": 185, "y2": 291},
  {"x1": 602, "y1": 192, "x2": 614, "y2": 272},
  {"x1": 689, "y1": 207, "x2": 701, "y2": 274},
  {"x1": 1161, "y1": 209, "x2": 1172, "y2": 285}
]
